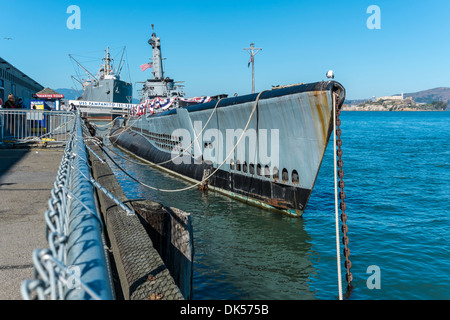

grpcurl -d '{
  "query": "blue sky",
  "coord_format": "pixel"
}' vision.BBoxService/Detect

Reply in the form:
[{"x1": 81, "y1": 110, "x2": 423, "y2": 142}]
[{"x1": 1, "y1": 0, "x2": 449, "y2": 100}]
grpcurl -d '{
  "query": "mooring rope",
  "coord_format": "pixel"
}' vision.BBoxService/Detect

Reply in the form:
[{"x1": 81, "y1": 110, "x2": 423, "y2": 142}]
[
  {"x1": 332, "y1": 91, "x2": 353, "y2": 300},
  {"x1": 104, "y1": 96, "x2": 222, "y2": 152},
  {"x1": 334, "y1": 92, "x2": 353, "y2": 298},
  {"x1": 90, "y1": 117, "x2": 118, "y2": 129},
  {"x1": 333, "y1": 93, "x2": 343, "y2": 300},
  {"x1": 89, "y1": 97, "x2": 224, "y2": 167},
  {"x1": 105, "y1": 115, "x2": 143, "y2": 140},
  {"x1": 141, "y1": 97, "x2": 224, "y2": 166},
  {"x1": 93, "y1": 90, "x2": 267, "y2": 193}
]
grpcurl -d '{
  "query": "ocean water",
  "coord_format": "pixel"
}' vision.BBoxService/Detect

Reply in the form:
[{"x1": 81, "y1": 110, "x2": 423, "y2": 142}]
[{"x1": 100, "y1": 111, "x2": 450, "y2": 300}]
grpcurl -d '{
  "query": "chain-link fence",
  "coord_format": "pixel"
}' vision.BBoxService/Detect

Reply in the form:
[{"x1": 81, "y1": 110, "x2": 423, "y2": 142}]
[{"x1": 20, "y1": 113, "x2": 114, "y2": 300}]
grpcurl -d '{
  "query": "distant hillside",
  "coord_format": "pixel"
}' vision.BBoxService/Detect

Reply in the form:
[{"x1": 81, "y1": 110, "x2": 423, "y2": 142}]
[
  {"x1": 346, "y1": 87, "x2": 450, "y2": 105},
  {"x1": 55, "y1": 88, "x2": 81, "y2": 100},
  {"x1": 402, "y1": 87, "x2": 450, "y2": 104}
]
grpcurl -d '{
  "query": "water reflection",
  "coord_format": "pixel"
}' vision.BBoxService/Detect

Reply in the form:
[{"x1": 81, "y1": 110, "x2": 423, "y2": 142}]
[{"x1": 100, "y1": 135, "x2": 318, "y2": 300}]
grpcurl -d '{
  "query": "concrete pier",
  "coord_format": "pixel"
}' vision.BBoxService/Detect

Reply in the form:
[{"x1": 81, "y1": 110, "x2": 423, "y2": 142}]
[
  {"x1": 0, "y1": 123, "x2": 193, "y2": 300},
  {"x1": 0, "y1": 148, "x2": 63, "y2": 300}
]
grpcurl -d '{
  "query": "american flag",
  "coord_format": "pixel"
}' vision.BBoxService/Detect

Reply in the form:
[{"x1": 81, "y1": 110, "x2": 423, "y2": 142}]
[{"x1": 140, "y1": 63, "x2": 153, "y2": 71}]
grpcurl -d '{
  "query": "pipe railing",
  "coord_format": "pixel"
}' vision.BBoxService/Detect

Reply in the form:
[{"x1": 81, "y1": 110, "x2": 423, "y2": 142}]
[{"x1": 0, "y1": 109, "x2": 75, "y2": 144}]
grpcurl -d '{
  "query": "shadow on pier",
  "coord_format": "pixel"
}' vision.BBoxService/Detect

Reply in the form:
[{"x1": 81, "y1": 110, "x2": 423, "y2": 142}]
[{"x1": 0, "y1": 149, "x2": 30, "y2": 182}]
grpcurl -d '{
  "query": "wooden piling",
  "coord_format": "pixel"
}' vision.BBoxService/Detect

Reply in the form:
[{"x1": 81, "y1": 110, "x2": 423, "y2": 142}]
[{"x1": 131, "y1": 200, "x2": 194, "y2": 300}]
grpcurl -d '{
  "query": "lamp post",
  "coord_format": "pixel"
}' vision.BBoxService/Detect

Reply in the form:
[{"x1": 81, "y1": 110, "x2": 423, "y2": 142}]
[{"x1": 244, "y1": 43, "x2": 262, "y2": 93}]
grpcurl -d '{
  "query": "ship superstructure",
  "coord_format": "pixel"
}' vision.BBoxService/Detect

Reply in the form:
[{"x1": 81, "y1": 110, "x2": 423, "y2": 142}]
[{"x1": 139, "y1": 26, "x2": 185, "y2": 102}]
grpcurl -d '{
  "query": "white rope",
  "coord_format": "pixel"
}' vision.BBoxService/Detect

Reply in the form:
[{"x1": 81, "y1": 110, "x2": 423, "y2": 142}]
[
  {"x1": 333, "y1": 93, "x2": 343, "y2": 300},
  {"x1": 143, "y1": 97, "x2": 223, "y2": 166},
  {"x1": 106, "y1": 115, "x2": 143, "y2": 140},
  {"x1": 104, "y1": 97, "x2": 221, "y2": 165},
  {"x1": 103, "y1": 91, "x2": 267, "y2": 193},
  {"x1": 90, "y1": 117, "x2": 117, "y2": 128},
  {"x1": 93, "y1": 98, "x2": 223, "y2": 167}
]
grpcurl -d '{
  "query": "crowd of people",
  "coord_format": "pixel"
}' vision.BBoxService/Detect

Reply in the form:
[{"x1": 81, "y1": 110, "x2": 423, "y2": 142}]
[{"x1": 0, "y1": 94, "x2": 26, "y2": 109}]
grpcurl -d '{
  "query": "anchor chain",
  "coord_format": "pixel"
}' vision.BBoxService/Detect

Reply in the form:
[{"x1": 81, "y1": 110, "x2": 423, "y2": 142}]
[{"x1": 335, "y1": 98, "x2": 353, "y2": 290}]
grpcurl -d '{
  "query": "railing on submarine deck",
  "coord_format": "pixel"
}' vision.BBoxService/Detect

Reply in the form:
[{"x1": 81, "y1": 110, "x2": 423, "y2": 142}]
[{"x1": 18, "y1": 110, "x2": 115, "y2": 300}]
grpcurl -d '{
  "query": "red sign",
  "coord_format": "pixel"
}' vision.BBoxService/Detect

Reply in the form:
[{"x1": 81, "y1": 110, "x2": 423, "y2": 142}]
[{"x1": 34, "y1": 94, "x2": 64, "y2": 99}]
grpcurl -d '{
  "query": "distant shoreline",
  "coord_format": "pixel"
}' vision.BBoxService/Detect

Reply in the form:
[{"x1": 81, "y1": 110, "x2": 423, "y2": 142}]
[
  {"x1": 343, "y1": 95, "x2": 447, "y2": 111},
  {"x1": 341, "y1": 105, "x2": 448, "y2": 112},
  {"x1": 341, "y1": 106, "x2": 448, "y2": 111}
]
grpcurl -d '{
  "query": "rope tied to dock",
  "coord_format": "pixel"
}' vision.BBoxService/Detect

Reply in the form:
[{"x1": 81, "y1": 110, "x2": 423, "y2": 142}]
[
  {"x1": 103, "y1": 97, "x2": 224, "y2": 167},
  {"x1": 142, "y1": 97, "x2": 224, "y2": 166},
  {"x1": 333, "y1": 92, "x2": 353, "y2": 300},
  {"x1": 93, "y1": 91, "x2": 268, "y2": 193}
]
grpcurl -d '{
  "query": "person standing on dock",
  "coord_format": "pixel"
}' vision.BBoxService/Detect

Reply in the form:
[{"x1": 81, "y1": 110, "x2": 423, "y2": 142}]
[
  {"x1": 17, "y1": 98, "x2": 26, "y2": 109},
  {"x1": 3, "y1": 94, "x2": 16, "y2": 108},
  {"x1": 3, "y1": 94, "x2": 17, "y2": 137}
]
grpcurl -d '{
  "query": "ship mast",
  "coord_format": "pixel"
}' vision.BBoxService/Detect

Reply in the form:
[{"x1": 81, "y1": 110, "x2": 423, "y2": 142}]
[
  {"x1": 140, "y1": 25, "x2": 185, "y2": 101},
  {"x1": 148, "y1": 24, "x2": 164, "y2": 79},
  {"x1": 104, "y1": 47, "x2": 113, "y2": 75}
]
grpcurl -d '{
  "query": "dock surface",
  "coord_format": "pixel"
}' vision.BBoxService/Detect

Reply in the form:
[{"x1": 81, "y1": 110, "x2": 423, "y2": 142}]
[{"x1": 0, "y1": 148, "x2": 63, "y2": 300}]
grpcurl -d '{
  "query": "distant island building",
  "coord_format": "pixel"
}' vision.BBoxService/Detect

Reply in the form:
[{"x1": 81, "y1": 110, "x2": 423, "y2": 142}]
[
  {"x1": 343, "y1": 90, "x2": 446, "y2": 111},
  {"x1": 0, "y1": 57, "x2": 44, "y2": 107},
  {"x1": 375, "y1": 92, "x2": 412, "y2": 101}
]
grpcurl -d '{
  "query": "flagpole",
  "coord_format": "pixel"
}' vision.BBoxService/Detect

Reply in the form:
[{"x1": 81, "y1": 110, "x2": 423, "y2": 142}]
[{"x1": 244, "y1": 43, "x2": 262, "y2": 93}]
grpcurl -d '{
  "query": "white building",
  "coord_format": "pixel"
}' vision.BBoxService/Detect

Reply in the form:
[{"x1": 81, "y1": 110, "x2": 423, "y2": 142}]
[{"x1": 376, "y1": 92, "x2": 404, "y2": 101}]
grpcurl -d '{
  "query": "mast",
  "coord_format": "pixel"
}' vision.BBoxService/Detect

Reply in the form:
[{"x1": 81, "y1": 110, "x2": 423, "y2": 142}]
[
  {"x1": 140, "y1": 25, "x2": 185, "y2": 101},
  {"x1": 148, "y1": 24, "x2": 164, "y2": 79},
  {"x1": 104, "y1": 47, "x2": 113, "y2": 75},
  {"x1": 244, "y1": 43, "x2": 262, "y2": 93}
]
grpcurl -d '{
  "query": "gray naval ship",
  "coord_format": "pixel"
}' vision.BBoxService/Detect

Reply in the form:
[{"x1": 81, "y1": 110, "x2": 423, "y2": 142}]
[
  {"x1": 109, "y1": 27, "x2": 346, "y2": 217},
  {"x1": 70, "y1": 47, "x2": 133, "y2": 104}
]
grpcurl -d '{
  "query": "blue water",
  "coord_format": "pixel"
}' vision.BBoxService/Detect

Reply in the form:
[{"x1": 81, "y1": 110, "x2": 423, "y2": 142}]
[{"x1": 101, "y1": 111, "x2": 450, "y2": 300}]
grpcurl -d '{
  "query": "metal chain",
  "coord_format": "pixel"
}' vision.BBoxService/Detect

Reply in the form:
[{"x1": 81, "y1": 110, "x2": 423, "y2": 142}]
[
  {"x1": 334, "y1": 95, "x2": 353, "y2": 290},
  {"x1": 21, "y1": 115, "x2": 112, "y2": 300}
]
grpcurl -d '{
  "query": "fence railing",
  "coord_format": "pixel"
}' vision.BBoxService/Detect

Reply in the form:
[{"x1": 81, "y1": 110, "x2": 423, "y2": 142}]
[
  {"x1": 20, "y1": 113, "x2": 114, "y2": 300},
  {"x1": 0, "y1": 109, "x2": 75, "y2": 144}
]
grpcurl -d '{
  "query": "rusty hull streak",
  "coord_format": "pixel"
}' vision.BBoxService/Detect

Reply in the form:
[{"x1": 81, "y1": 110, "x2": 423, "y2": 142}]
[
  {"x1": 307, "y1": 91, "x2": 330, "y2": 147},
  {"x1": 297, "y1": 91, "x2": 332, "y2": 215},
  {"x1": 240, "y1": 189, "x2": 301, "y2": 216},
  {"x1": 264, "y1": 197, "x2": 292, "y2": 209}
]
